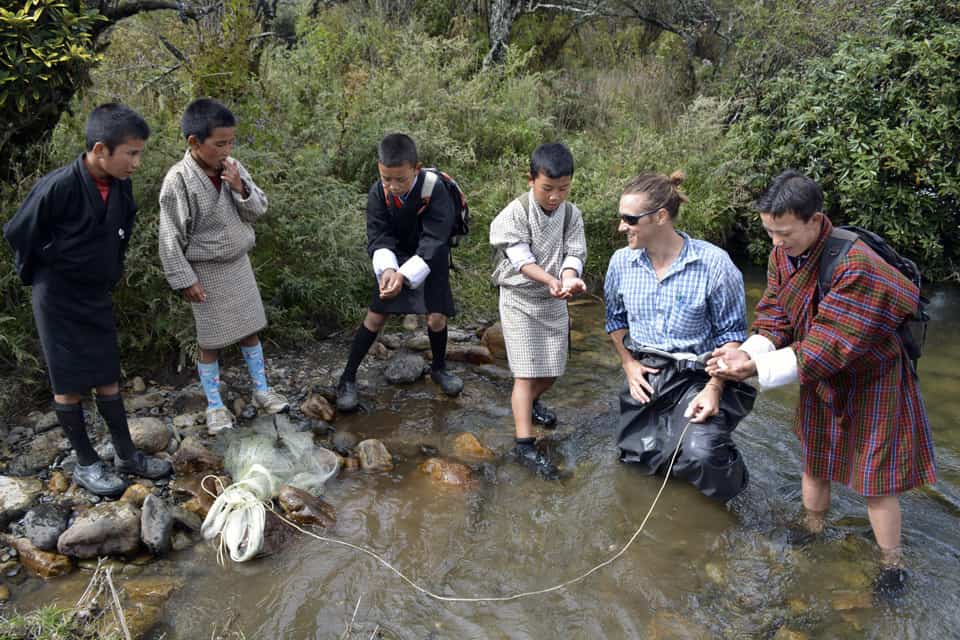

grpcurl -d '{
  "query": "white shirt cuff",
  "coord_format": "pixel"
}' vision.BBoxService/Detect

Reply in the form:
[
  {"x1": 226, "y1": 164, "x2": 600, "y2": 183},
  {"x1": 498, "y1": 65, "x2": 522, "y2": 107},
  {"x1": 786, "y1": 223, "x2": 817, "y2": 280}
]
[
  {"x1": 739, "y1": 334, "x2": 776, "y2": 361},
  {"x1": 505, "y1": 243, "x2": 536, "y2": 270},
  {"x1": 372, "y1": 249, "x2": 399, "y2": 279},
  {"x1": 398, "y1": 255, "x2": 431, "y2": 289},
  {"x1": 560, "y1": 256, "x2": 583, "y2": 276},
  {"x1": 754, "y1": 347, "x2": 799, "y2": 389}
]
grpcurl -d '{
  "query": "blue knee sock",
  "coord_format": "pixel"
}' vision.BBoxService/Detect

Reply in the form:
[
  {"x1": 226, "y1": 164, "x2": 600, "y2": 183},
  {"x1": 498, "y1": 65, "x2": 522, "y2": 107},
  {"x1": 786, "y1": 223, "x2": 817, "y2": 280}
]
[
  {"x1": 198, "y1": 360, "x2": 225, "y2": 410},
  {"x1": 241, "y1": 342, "x2": 269, "y2": 392}
]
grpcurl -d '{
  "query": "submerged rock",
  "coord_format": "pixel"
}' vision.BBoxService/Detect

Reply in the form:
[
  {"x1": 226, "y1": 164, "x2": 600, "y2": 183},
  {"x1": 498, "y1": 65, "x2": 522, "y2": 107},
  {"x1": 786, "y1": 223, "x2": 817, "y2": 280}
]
[
  {"x1": 331, "y1": 431, "x2": 359, "y2": 455},
  {"x1": 278, "y1": 485, "x2": 336, "y2": 527},
  {"x1": 452, "y1": 432, "x2": 495, "y2": 462},
  {"x1": 357, "y1": 439, "x2": 393, "y2": 471},
  {"x1": 419, "y1": 458, "x2": 477, "y2": 489},
  {"x1": 57, "y1": 501, "x2": 141, "y2": 558}
]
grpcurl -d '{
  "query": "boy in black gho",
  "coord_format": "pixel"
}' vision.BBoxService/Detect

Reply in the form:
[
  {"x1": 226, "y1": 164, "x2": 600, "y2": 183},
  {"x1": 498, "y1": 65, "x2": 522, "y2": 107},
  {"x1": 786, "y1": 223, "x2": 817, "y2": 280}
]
[
  {"x1": 3, "y1": 104, "x2": 172, "y2": 497},
  {"x1": 336, "y1": 133, "x2": 463, "y2": 411}
]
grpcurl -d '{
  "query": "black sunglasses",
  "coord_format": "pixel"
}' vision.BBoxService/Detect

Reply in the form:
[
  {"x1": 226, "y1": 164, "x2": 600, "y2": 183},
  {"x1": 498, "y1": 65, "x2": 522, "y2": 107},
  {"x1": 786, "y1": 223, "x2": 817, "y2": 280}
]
[{"x1": 619, "y1": 207, "x2": 662, "y2": 225}]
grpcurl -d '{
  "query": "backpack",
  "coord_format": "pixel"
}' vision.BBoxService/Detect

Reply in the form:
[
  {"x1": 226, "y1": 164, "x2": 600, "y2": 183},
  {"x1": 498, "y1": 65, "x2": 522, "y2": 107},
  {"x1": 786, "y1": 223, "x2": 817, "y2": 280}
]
[
  {"x1": 817, "y1": 225, "x2": 929, "y2": 372},
  {"x1": 415, "y1": 168, "x2": 470, "y2": 247}
]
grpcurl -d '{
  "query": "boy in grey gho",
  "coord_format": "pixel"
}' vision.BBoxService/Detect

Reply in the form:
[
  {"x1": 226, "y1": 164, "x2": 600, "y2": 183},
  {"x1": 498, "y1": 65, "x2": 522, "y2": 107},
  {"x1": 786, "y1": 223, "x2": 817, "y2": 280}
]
[
  {"x1": 490, "y1": 143, "x2": 587, "y2": 478},
  {"x1": 158, "y1": 98, "x2": 289, "y2": 434}
]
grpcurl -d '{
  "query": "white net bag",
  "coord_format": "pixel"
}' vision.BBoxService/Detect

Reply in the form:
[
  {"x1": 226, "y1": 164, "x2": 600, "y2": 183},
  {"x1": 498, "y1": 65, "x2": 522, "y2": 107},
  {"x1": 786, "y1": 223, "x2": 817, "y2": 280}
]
[{"x1": 201, "y1": 414, "x2": 339, "y2": 562}]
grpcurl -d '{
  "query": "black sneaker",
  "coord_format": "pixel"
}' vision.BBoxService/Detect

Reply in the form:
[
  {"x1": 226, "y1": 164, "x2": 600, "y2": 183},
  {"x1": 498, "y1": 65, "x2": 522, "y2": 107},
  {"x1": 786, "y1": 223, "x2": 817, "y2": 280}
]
[
  {"x1": 115, "y1": 451, "x2": 173, "y2": 480},
  {"x1": 874, "y1": 566, "x2": 908, "y2": 602},
  {"x1": 532, "y1": 400, "x2": 557, "y2": 428},
  {"x1": 336, "y1": 380, "x2": 359, "y2": 412},
  {"x1": 511, "y1": 442, "x2": 560, "y2": 480},
  {"x1": 430, "y1": 369, "x2": 464, "y2": 396},
  {"x1": 73, "y1": 460, "x2": 128, "y2": 497}
]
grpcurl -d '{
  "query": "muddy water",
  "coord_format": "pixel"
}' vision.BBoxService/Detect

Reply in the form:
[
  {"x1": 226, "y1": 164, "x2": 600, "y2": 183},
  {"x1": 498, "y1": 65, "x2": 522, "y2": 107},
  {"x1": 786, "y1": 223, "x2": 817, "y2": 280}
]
[{"x1": 31, "y1": 275, "x2": 960, "y2": 638}]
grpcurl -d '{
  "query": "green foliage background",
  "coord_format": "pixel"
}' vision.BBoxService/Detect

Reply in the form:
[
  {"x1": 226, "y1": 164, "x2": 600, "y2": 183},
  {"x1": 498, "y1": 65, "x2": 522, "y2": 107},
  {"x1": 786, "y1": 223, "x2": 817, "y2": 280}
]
[{"x1": 1, "y1": 0, "x2": 958, "y2": 405}]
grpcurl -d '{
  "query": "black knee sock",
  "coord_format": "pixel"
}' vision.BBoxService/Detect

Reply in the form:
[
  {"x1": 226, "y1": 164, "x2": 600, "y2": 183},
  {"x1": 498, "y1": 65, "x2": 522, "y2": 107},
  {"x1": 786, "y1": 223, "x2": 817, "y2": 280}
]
[
  {"x1": 341, "y1": 324, "x2": 378, "y2": 383},
  {"x1": 428, "y1": 326, "x2": 448, "y2": 371},
  {"x1": 55, "y1": 402, "x2": 99, "y2": 466},
  {"x1": 95, "y1": 393, "x2": 137, "y2": 461}
]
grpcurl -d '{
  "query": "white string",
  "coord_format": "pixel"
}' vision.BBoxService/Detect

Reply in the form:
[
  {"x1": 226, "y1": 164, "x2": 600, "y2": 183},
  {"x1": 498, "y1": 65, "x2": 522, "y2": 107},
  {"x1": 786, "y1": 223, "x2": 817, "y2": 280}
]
[{"x1": 213, "y1": 421, "x2": 691, "y2": 603}]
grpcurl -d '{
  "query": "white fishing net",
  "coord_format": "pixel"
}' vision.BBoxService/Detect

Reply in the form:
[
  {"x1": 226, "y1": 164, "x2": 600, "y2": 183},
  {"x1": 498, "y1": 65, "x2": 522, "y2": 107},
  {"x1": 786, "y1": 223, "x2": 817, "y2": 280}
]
[{"x1": 201, "y1": 414, "x2": 339, "y2": 562}]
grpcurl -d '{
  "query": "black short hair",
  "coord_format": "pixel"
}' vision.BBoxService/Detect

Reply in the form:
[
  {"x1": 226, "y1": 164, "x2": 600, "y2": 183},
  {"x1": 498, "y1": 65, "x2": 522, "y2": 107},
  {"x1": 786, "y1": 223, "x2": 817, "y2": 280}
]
[
  {"x1": 755, "y1": 170, "x2": 824, "y2": 222},
  {"x1": 84, "y1": 103, "x2": 150, "y2": 152},
  {"x1": 530, "y1": 142, "x2": 574, "y2": 180},
  {"x1": 378, "y1": 133, "x2": 418, "y2": 167},
  {"x1": 181, "y1": 98, "x2": 236, "y2": 142}
]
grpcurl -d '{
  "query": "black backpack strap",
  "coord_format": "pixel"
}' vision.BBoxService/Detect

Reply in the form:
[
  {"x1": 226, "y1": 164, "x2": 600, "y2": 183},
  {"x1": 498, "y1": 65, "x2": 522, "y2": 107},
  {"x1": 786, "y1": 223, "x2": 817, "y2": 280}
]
[{"x1": 817, "y1": 227, "x2": 858, "y2": 300}]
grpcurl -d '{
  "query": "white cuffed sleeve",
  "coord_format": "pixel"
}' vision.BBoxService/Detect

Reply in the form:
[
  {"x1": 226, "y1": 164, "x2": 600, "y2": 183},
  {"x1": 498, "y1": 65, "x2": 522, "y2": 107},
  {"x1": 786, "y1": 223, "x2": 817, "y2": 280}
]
[
  {"x1": 372, "y1": 248, "x2": 399, "y2": 279},
  {"x1": 754, "y1": 346, "x2": 799, "y2": 389},
  {"x1": 739, "y1": 333, "x2": 776, "y2": 360},
  {"x1": 560, "y1": 255, "x2": 584, "y2": 276},
  {"x1": 505, "y1": 243, "x2": 536, "y2": 270},
  {"x1": 398, "y1": 254, "x2": 431, "y2": 289}
]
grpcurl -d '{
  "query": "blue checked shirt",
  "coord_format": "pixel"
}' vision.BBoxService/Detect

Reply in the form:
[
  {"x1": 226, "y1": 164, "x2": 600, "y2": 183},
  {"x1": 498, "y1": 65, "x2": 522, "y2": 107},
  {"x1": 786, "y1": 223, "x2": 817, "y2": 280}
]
[{"x1": 604, "y1": 232, "x2": 747, "y2": 355}]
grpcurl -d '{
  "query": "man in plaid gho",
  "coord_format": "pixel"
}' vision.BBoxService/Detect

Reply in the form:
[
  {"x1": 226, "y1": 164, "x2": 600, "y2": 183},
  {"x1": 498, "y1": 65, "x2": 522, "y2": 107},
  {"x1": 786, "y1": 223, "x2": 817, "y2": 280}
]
[{"x1": 708, "y1": 170, "x2": 937, "y2": 599}]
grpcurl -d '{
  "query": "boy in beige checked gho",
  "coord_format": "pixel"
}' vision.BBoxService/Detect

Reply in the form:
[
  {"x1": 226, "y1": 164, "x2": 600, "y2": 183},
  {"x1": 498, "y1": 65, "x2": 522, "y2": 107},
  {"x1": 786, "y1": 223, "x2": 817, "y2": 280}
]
[{"x1": 158, "y1": 98, "x2": 288, "y2": 434}]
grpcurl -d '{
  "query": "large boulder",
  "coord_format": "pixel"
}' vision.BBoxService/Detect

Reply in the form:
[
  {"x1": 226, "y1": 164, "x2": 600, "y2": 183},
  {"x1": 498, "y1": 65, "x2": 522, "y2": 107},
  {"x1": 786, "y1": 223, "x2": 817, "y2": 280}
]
[
  {"x1": 442, "y1": 344, "x2": 494, "y2": 365},
  {"x1": 57, "y1": 501, "x2": 141, "y2": 558},
  {"x1": 7, "y1": 430, "x2": 70, "y2": 476},
  {"x1": 0, "y1": 475, "x2": 43, "y2": 527},
  {"x1": 480, "y1": 322, "x2": 507, "y2": 360}
]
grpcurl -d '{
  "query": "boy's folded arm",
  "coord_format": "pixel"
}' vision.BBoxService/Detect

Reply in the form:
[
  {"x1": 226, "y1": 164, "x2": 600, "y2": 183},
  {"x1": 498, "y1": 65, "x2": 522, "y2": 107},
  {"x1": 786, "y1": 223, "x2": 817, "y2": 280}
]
[
  {"x1": 3, "y1": 182, "x2": 55, "y2": 284},
  {"x1": 505, "y1": 243, "x2": 536, "y2": 270},
  {"x1": 398, "y1": 255, "x2": 430, "y2": 289},
  {"x1": 372, "y1": 248, "x2": 399, "y2": 279}
]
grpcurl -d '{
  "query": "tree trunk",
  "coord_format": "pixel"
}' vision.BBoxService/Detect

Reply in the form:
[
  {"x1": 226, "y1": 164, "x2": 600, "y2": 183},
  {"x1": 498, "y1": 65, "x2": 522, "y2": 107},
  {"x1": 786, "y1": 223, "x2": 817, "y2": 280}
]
[{"x1": 483, "y1": 0, "x2": 528, "y2": 67}]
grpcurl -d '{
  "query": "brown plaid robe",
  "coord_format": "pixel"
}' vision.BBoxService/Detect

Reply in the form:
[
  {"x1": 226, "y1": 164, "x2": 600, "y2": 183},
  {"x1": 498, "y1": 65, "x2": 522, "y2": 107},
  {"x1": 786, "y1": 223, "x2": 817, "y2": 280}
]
[{"x1": 753, "y1": 217, "x2": 936, "y2": 496}]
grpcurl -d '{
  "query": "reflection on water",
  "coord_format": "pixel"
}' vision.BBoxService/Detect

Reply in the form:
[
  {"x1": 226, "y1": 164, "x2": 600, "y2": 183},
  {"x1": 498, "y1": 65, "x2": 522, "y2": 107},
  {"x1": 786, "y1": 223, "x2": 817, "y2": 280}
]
[{"x1": 27, "y1": 277, "x2": 960, "y2": 639}]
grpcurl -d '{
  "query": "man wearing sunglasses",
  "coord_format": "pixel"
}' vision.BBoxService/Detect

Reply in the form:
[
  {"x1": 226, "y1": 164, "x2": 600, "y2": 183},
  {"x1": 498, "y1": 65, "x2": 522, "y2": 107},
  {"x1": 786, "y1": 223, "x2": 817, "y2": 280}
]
[{"x1": 604, "y1": 171, "x2": 755, "y2": 502}]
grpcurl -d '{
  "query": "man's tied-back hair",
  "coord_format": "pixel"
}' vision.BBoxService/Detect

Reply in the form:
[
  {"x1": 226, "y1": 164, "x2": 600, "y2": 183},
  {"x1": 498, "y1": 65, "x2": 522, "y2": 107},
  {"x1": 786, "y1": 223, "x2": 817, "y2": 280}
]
[
  {"x1": 378, "y1": 133, "x2": 418, "y2": 167},
  {"x1": 755, "y1": 170, "x2": 823, "y2": 222},
  {"x1": 181, "y1": 98, "x2": 236, "y2": 143},
  {"x1": 529, "y1": 142, "x2": 574, "y2": 179},
  {"x1": 622, "y1": 170, "x2": 689, "y2": 219},
  {"x1": 85, "y1": 103, "x2": 150, "y2": 152}
]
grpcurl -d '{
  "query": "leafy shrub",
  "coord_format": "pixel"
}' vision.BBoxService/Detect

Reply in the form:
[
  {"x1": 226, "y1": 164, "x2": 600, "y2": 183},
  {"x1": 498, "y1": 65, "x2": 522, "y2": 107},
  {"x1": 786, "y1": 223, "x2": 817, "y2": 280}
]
[{"x1": 721, "y1": 0, "x2": 960, "y2": 279}]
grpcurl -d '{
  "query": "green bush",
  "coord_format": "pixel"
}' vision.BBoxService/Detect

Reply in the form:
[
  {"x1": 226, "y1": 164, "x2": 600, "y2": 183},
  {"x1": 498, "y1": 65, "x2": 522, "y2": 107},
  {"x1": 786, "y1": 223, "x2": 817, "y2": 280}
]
[{"x1": 722, "y1": 0, "x2": 960, "y2": 279}]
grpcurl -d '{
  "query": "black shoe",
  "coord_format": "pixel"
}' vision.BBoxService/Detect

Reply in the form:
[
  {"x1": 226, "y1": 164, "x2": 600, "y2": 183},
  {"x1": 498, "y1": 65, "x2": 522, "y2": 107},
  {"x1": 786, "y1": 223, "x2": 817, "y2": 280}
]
[
  {"x1": 532, "y1": 400, "x2": 557, "y2": 428},
  {"x1": 73, "y1": 460, "x2": 128, "y2": 497},
  {"x1": 115, "y1": 451, "x2": 173, "y2": 480},
  {"x1": 511, "y1": 442, "x2": 560, "y2": 480},
  {"x1": 336, "y1": 380, "x2": 359, "y2": 412},
  {"x1": 430, "y1": 369, "x2": 464, "y2": 396},
  {"x1": 874, "y1": 566, "x2": 908, "y2": 602}
]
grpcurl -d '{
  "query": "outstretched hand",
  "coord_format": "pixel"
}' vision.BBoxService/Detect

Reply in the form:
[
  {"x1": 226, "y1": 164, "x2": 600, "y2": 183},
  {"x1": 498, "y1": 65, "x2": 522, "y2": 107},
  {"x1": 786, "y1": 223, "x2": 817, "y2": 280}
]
[
  {"x1": 561, "y1": 274, "x2": 587, "y2": 297},
  {"x1": 705, "y1": 346, "x2": 756, "y2": 381}
]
